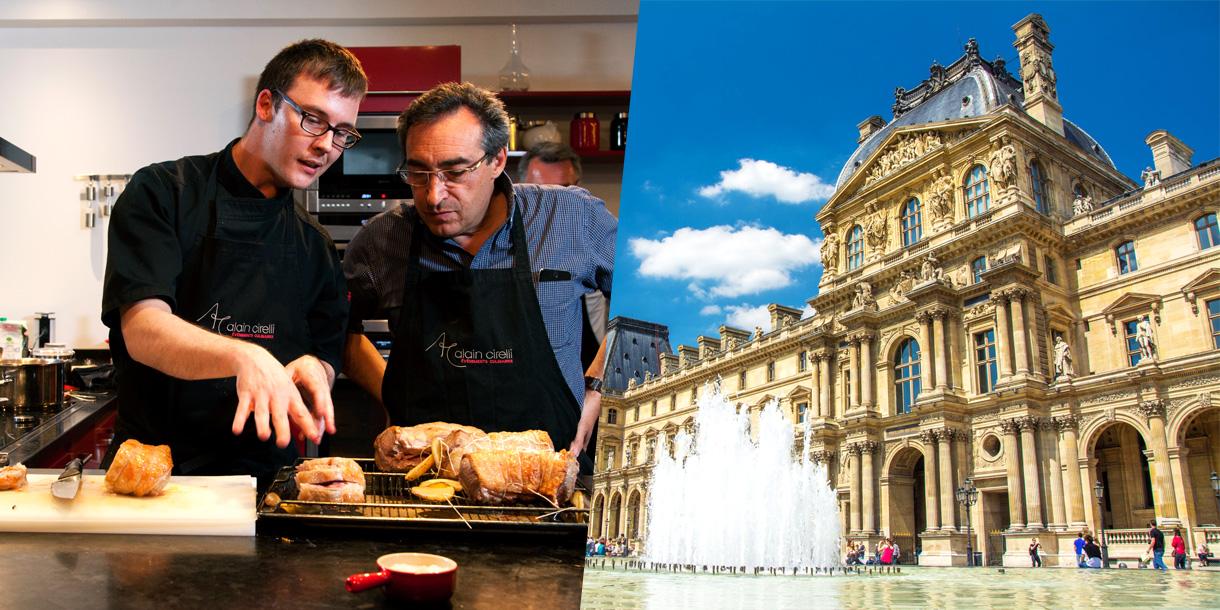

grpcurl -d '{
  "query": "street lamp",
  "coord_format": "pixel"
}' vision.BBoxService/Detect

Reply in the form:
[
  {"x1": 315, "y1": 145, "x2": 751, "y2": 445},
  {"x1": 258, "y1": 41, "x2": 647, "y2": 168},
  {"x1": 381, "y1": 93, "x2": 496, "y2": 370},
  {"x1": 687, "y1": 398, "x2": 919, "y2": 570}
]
[
  {"x1": 1094, "y1": 480, "x2": 1109, "y2": 569},
  {"x1": 956, "y1": 478, "x2": 979, "y2": 567},
  {"x1": 1212, "y1": 472, "x2": 1220, "y2": 516}
]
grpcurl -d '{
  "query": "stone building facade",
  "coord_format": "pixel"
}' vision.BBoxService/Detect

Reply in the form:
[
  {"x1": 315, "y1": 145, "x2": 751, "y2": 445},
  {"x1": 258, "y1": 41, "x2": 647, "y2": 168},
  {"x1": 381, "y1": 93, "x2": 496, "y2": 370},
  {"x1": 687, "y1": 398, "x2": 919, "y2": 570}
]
[{"x1": 591, "y1": 14, "x2": 1220, "y2": 567}]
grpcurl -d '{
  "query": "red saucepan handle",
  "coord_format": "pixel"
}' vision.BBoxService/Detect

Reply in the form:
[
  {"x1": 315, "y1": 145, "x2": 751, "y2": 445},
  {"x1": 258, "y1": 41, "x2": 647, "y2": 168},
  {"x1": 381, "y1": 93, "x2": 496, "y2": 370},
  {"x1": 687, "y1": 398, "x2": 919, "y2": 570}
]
[{"x1": 345, "y1": 569, "x2": 391, "y2": 593}]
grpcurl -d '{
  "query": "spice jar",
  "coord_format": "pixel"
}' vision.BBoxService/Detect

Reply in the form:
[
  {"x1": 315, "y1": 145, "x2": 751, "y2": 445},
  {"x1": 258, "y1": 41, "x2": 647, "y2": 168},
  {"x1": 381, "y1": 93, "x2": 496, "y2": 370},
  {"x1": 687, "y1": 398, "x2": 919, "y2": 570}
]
[
  {"x1": 569, "y1": 112, "x2": 600, "y2": 153},
  {"x1": 610, "y1": 112, "x2": 628, "y2": 151}
]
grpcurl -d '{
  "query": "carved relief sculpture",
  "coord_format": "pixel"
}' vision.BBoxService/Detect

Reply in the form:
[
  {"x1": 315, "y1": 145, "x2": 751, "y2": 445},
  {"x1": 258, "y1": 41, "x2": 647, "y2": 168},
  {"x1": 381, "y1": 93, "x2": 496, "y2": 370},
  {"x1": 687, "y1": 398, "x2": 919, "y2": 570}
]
[
  {"x1": 853, "y1": 281, "x2": 876, "y2": 310},
  {"x1": 890, "y1": 269, "x2": 916, "y2": 301},
  {"x1": 862, "y1": 132, "x2": 943, "y2": 186},
  {"x1": 988, "y1": 137, "x2": 1019, "y2": 191},
  {"x1": 864, "y1": 202, "x2": 888, "y2": 254},
  {"x1": 821, "y1": 232, "x2": 840, "y2": 275},
  {"x1": 919, "y1": 253, "x2": 945, "y2": 283},
  {"x1": 1053, "y1": 334, "x2": 1074, "y2": 379},
  {"x1": 1141, "y1": 166, "x2": 1161, "y2": 188},
  {"x1": 929, "y1": 168, "x2": 955, "y2": 227}
]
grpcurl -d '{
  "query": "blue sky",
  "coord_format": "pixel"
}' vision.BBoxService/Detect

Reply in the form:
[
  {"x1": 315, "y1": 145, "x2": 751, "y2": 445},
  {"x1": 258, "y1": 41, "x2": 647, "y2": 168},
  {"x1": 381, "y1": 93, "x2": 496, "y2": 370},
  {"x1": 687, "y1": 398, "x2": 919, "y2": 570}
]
[{"x1": 612, "y1": 0, "x2": 1220, "y2": 349}]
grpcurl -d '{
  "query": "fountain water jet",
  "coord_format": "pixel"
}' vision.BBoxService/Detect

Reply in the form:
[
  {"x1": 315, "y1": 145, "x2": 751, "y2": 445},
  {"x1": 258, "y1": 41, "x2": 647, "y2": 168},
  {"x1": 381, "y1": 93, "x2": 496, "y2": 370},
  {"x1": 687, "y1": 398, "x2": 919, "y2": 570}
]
[{"x1": 643, "y1": 382, "x2": 842, "y2": 569}]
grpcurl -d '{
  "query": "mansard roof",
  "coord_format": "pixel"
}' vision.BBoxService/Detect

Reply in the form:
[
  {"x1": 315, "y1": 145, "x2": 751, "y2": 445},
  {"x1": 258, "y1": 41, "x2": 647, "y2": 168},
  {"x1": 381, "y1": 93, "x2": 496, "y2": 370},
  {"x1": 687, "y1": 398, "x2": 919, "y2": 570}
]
[{"x1": 834, "y1": 38, "x2": 1114, "y2": 190}]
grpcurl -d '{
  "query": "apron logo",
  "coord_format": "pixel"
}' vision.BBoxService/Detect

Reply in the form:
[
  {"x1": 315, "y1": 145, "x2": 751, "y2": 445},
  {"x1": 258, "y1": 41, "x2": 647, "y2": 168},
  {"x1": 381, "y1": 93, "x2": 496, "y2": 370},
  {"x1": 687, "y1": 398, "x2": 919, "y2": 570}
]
[
  {"x1": 426, "y1": 332, "x2": 514, "y2": 368},
  {"x1": 196, "y1": 302, "x2": 277, "y2": 340}
]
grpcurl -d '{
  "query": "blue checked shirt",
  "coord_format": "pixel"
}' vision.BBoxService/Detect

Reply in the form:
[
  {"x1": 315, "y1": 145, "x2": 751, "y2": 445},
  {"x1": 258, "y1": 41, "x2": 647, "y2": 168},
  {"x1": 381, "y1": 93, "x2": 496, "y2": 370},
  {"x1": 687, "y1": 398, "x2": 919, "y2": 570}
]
[{"x1": 344, "y1": 173, "x2": 616, "y2": 406}]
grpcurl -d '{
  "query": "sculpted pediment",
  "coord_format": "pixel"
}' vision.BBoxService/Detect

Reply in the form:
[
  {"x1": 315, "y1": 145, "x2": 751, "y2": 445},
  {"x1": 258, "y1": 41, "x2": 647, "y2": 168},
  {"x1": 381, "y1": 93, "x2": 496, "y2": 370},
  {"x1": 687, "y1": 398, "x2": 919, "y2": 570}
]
[
  {"x1": 839, "y1": 121, "x2": 986, "y2": 199},
  {"x1": 785, "y1": 385, "x2": 811, "y2": 400},
  {"x1": 1100, "y1": 292, "x2": 1162, "y2": 324},
  {"x1": 1181, "y1": 268, "x2": 1220, "y2": 314}
]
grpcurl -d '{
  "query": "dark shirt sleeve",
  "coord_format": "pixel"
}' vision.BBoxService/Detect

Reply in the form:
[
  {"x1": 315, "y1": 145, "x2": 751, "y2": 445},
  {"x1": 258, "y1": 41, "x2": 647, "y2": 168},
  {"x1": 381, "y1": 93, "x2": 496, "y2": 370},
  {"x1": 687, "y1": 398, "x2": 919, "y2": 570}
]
[
  {"x1": 308, "y1": 242, "x2": 348, "y2": 374},
  {"x1": 101, "y1": 166, "x2": 183, "y2": 328},
  {"x1": 581, "y1": 193, "x2": 617, "y2": 301}
]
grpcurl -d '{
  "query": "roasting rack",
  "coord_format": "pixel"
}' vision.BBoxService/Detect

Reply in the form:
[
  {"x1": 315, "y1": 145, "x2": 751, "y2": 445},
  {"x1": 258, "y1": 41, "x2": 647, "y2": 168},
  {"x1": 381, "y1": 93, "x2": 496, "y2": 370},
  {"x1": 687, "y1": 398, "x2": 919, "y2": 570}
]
[{"x1": 256, "y1": 458, "x2": 589, "y2": 538}]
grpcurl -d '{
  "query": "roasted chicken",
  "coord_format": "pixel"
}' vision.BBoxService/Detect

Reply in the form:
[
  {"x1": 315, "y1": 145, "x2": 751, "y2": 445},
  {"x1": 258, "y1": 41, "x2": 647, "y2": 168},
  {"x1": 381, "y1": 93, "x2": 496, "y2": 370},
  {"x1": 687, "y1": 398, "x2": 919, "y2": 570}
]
[{"x1": 105, "y1": 439, "x2": 173, "y2": 497}]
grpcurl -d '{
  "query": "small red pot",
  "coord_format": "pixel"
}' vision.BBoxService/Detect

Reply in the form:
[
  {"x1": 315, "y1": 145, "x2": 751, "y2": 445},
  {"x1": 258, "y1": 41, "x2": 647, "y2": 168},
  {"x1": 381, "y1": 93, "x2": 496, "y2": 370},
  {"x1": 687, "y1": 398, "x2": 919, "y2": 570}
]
[{"x1": 345, "y1": 552, "x2": 458, "y2": 603}]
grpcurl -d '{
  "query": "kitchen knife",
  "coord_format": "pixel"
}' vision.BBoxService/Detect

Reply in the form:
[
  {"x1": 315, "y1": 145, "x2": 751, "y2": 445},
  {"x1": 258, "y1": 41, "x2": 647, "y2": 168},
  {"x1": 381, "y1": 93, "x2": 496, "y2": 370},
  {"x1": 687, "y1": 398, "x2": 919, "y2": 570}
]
[{"x1": 51, "y1": 457, "x2": 84, "y2": 500}]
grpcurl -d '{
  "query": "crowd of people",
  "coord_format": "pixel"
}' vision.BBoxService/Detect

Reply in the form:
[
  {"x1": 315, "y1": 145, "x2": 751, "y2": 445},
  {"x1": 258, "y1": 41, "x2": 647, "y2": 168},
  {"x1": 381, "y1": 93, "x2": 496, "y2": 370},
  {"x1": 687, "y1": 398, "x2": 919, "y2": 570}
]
[
  {"x1": 586, "y1": 536, "x2": 635, "y2": 557},
  {"x1": 844, "y1": 538, "x2": 902, "y2": 566}
]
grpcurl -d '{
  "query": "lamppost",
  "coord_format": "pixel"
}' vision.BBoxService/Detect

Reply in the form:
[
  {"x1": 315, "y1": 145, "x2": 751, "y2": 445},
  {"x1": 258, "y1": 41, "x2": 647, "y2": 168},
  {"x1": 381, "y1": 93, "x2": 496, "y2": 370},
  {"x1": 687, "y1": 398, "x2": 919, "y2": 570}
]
[
  {"x1": 1094, "y1": 480, "x2": 1109, "y2": 569},
  {"x1": 956, "y1": 478, "x2": 979, "y2": 567},
  {"x1": 1211, "y1": 472, "x2": 1219, "y2": 512}
]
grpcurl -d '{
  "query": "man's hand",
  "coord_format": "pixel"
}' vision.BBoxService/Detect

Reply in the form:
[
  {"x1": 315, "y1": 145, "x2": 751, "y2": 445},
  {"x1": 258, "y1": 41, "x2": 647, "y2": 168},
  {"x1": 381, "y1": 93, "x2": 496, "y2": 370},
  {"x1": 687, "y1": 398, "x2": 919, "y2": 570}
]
[
  {"x1": 569, "y1": 389, "x2": 601, "y2": 455},
  {"x1": 231, "y1": 345, "x2": 320, "y2": 447},
  {"x1": 285, "y1": 355, "x2": 337, "y2": 440}
]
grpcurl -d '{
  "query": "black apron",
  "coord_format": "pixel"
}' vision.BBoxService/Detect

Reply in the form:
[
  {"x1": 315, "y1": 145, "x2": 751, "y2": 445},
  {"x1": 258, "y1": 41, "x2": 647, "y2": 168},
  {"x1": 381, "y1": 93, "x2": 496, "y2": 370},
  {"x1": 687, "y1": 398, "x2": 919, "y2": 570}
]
[
  {"x1": 105, "y1": 161, "x2": 311, "y2": 482},
  {"x1": 382, "y1": 202, "x2": 592, "y2": 474}
]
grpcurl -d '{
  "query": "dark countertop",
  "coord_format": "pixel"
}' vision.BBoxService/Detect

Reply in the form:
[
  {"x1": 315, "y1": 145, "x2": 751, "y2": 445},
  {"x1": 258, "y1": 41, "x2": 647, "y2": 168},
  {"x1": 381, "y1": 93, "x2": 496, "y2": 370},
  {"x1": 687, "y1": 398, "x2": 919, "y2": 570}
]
[{"x1": 1, "y1": 531, "x2": 585, "y2": 609}]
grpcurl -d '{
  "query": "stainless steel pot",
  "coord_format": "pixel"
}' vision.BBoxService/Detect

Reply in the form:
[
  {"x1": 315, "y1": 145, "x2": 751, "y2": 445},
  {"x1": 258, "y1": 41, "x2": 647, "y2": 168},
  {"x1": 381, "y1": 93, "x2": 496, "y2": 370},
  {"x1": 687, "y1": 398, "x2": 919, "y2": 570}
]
[{"x1": 0, "y1": 358, "x2": 66, "y2": 411}]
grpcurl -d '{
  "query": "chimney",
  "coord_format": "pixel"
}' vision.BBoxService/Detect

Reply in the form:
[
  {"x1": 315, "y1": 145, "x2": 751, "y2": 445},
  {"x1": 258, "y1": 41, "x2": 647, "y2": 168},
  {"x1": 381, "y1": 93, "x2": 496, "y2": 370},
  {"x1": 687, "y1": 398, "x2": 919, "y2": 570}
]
[
  {"x1": 1012, "y1": 14, "x2": 1064, "y2": 136},
  {"x1": 678, "y1": 345, "x2": 699, "y2": 368},
  {"x1": 696, "y1": 336, "x2": 720, "y2": 360},
  {"x1": 857, "y1": 116, "x2": 886, "y2": 143},
  {"x1": 1145, "y1": 130, "x2": 1194, "y2": 179},
  {"x1": 718, "y1": 325, "x2": 750, "y2": 351},
  {"x1": 768, "y1": 303, "x2": 803, "y2": 330}
]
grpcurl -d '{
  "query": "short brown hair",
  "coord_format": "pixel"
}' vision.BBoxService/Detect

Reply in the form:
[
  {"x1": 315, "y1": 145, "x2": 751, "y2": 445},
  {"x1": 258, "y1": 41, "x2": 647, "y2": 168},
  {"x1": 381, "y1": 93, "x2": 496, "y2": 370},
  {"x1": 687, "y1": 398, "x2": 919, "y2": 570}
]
[
  {"x1": 397, "y1": 82, "x2": 509, "y2": 156},
  {"x1": 252, "y1": 39, "x2": 367, "y2": 117}
]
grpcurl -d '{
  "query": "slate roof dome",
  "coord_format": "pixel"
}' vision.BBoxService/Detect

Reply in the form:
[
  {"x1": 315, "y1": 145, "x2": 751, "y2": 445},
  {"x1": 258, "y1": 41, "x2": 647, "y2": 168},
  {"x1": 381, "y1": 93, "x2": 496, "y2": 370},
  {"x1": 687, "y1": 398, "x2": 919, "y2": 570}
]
[{"x1": 835, "y1": 38, "x2": 1114, "y2": 190}]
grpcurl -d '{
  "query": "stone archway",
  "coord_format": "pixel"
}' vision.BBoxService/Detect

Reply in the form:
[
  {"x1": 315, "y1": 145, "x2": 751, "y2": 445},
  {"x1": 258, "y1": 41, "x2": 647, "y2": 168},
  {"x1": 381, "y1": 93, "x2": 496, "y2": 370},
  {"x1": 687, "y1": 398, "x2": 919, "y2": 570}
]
[
  {"x1": 1090, "y1": 421, "x2": 1156, "y2": 529},
  {"x1": 608, "y1": 493, "x2": 623, "y2": 539},
  {"x1": 591, "y1": 493, "x2": 606, "y2": 539},
  {"x1": 885, "y1": 445, "x2": 927, "y2": 560},
  {"x1": 1176, "y1": 407, "x2": 1220, "y2": 529},
  {"x1": 626, "y1": 490, "x2": 642, "y2": 540}
]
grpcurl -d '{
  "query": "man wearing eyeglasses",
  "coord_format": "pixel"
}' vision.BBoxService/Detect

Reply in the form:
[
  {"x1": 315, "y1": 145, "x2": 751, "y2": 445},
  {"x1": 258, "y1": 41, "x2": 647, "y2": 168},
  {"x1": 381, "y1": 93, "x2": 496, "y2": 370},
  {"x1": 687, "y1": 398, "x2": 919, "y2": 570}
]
[
  {"x1": 343, "y1": 82, "x2": 616, "y2": 478},
  {"x1": 101, "y1": 40, "x2": 367, "y2": 484}
]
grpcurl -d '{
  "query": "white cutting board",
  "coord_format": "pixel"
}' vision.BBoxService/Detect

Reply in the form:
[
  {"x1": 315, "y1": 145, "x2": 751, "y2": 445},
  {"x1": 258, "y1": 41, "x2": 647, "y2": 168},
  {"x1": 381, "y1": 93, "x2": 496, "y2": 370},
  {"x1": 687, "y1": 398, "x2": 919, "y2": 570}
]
[{"x1": 0, "y1": 474, "x2": 256, "y2": 536}]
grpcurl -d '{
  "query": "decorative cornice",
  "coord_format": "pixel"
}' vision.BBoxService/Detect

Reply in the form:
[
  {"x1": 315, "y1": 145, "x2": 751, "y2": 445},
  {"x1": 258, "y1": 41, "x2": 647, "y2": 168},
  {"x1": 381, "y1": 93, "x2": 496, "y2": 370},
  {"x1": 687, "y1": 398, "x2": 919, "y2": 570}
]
[
  {"x1": 998, "y1": 419, "x2": 1020, "y2": 435},
  {"x1": 1016, "y1": 416, "x2": 1042, "y2": 431},
  {"x1": 810, "y1": 450, "x2": 837, "y2": 464},
  {"x1": 1135, "y1": 399, "x2": 1166, "y2": 420},
  {"x1": 1052, "y1": 415, "x2": 1079, "y2": 432}
]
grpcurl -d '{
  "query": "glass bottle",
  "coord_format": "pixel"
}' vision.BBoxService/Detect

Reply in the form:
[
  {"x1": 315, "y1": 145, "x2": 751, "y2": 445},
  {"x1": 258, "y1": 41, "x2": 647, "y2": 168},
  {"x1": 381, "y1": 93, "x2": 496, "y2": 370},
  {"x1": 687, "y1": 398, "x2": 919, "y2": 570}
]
[
  {"x1": 610, "y1": 112, "x2": 628, "y2": 151},
  {"x1": 498, "y1": 24, "x2": 531, "y2": 92}
]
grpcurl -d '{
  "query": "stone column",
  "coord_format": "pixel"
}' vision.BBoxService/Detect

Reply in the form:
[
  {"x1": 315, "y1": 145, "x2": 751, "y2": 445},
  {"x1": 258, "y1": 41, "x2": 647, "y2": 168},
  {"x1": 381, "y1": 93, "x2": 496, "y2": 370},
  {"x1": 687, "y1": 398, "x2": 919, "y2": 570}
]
[
  {"x1": 933, "y1": 310, "x2": 950, "y2": 390},
  {"x1": 818, "y1": 353, "x2": 833, "y2": 418},
  {"x1": 938, "y1": 429, "x2": 958, "y2": 530},
  {"x1": 1137, "y1": 399, "x2": 1180, "y2": 524},
  {"x1": 1009, "y1": 289, "x2": 1031, "y2": 375},
  {"x1": 917, "y1": 312, "x2": 935, "y2": 392},
  {"x1": 994, "y1": 292, "x2": 1014, "y2": 379},
  {"x1": 947, "y1": 313, "x2": 963, "y2": 391},
  {"x1": 1019, "y1": 416, "x2": 1044, "y2": 529},
  {"x1": 1023, "y1": 295, "x2": 1041, "y2": 378},
  {"x1": 860, "y1": 333, "x2": 875, "y2": 410},
  {"x1": 810, "y1": 353, "x2": 822, "y2": 417},
  {"x1": 1001, "y1": 419, "x2": 1026, "y2": 528},
  {"x1": 861, "y1": 441, "x2": 877, "y2": 533},
  {"x1": 849, "y1": 338, "x2": 861, "y2": 411},
  {"x1": 849, "y1": 444, "x2": 862, "y2": 533},
  {"x1": 1044, "y1": 419, "x2": 1066, "y2": 529},
  {"x1": 921, "y1": 431, "x2": 941, "y2": 530},
  {"x1": 1057, "y1": 415, "x2": 1087, "y2": 527}
]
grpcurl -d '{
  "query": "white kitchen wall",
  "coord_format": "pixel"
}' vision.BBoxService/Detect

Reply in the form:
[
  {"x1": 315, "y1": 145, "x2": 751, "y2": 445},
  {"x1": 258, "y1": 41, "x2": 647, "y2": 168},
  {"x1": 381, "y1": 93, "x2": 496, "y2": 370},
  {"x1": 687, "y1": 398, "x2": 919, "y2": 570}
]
[{"x1": 0, "y1": 1, "x2": 636, "y2": 349}]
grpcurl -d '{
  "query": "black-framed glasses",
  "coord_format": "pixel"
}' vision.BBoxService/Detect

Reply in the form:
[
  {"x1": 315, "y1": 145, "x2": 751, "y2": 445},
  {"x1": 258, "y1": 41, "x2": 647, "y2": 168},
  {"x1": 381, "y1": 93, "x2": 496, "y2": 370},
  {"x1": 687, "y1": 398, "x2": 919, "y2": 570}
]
[
  {"x1": 273, "y1": 89, "x2": 361, "y2": 149},
  {"x1": 397, "y1": 153, "x2": 493, "y2": 188}
]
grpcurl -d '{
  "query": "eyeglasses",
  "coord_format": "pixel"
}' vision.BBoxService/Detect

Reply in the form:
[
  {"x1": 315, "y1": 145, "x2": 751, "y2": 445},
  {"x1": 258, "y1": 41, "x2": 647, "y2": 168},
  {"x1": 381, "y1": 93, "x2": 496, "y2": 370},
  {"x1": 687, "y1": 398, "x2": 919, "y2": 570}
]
[
  {"x1": 397, "y1": 154, "x2": 493, "y2": 188},
  {"x1": 273, "y1": 90, "x2": 361, "y2": 149}
]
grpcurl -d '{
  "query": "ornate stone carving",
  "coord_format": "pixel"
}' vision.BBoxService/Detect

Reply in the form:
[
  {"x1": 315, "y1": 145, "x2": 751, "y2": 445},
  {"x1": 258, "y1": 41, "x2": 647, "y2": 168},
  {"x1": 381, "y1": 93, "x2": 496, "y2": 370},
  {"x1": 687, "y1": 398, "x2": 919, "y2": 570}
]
[
  {"x1": 753, "y1": 326, "x2": 764, "y2": 341},
  {"x1": 964, "y1": 302, "x2": 995, "y2": 321},
  {"x1": 1020, "y1": 49, "x2": 1057, "y2": 98},
  {"x1": 1200, "y1": 392, "x2": 1213, "y2": 408},
  {"x1": 1053, "y1": 334, "x2": 1074, "y2": 380},
  {"x1": 1052, "y1": 415, "x2": 1079, "y2": 431},
  {"x1": 1082, "y1": 390, "x2": 1134, "y2": 406},
  {"x1": 987, "y1": 136, "x2": 1019, "y2": 191},
  {"x1": 918, "y1": 430, "x2": 938, "y2": 444},
  {"x1": 919, "y1": 253, "x2": 946, "y2": 284},
  {"x1": 863, "y1": 131, "x2": 944, "y2": 186},
  {"x1": 864, "y1": 202, "x2": 888, "y2": 254},
  {"x1": 1072, "y1": 192, "x2": 1094, "y2": 216},
  {"x1": 928, "y1": 168, "x2": 955, "y2": 228},
  {"x1": 1016, "y1": 416, "x2": 1042, "y2": 431},
  {"x1": 810, "y1": 450, "x2": 836, "y2": 464},
  {"x1": 1135, "y1": 399, "x2": 1166, "y2": 419},
  {"x1": 1136, "y1": 315, "x2": 1157, "y2": 361},
  {"x1": 1169, "y1": 373, "x2": 1220, "y2": 389},
  {"x1": 853, "y1": 281, "x2": 877, "y2": 310},
  {"x1": 821, "y1": 232, "x2": 840, "y2": 275},
  {"x1": 999, "y1": 419, "x2": 1020, "y2": 435},
  {"x1": 1141, "y1": 166, "x2": 1161, "y2": 188},
  {"x1": 890, "y1": 269, "x2": 917, "y2": 301},
  {"x1": 858, "y1": 440, "x2": 878, "y2": 454}
]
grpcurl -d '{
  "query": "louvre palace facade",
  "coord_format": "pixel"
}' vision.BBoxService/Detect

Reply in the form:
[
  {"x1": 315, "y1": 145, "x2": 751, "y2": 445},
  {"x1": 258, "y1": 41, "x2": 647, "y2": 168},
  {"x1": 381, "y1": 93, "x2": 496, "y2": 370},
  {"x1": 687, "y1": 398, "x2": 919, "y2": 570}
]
[{"x1": 591, "y1": 14, "x2": 1220, "y2": 567}]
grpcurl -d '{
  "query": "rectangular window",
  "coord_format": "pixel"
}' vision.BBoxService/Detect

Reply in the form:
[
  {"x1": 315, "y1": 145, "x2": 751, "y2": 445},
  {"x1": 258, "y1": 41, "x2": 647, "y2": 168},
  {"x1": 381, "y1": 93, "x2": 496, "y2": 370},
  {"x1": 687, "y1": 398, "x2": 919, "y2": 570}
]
[
  {"x1": 1116, "y1": 241, "x2": 1138, "y2": 275},
  {"x1": 632, "y1": 406, "x2": 638, "y2": 422},
  {"x1": 1044, "y1": 255, "x2": 1057, "y2": 285},
  {"x1": 971, "y1": 257, "x2": 987, "y2": 284},
  {"x1": 797, "y1": 402, "x2": 809, "y2": 423},
  {"x1": 1124, "y1": 319, "x2": 1142, "y2": 366},
  {"x1": 739, "y1": 370, "x2": 747, "y2": 389},
  {"x1": 1209, "y1": 299, "x2": 1220, "y2": 349},
  {"x1": 651, "y1": 400, "x2": 658, "y2": 417},
  {"x1": 843, "y1": 369, "x2": 852, "y2": 409},
  {"x1": 767, "y1": 361, "x2": 776, "y2": 382},
  {"x1": 974, "y1": 329, "x2": 998, "y2": 393},
  {"x1": 670, "y1": 394, "x2": 676, "y2": 411},
  {"x1": 607, "y1": 409, "x2": 618, "y2": 425},
  {"x1": 798, "y1": 351, "x2": 808, "y2": 373}
]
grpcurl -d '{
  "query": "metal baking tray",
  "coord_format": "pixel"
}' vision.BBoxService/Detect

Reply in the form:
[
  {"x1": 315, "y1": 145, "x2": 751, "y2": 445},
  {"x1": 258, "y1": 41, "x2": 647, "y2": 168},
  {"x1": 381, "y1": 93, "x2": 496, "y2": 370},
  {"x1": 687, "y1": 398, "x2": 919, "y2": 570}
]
[{"x1": 256, "y1": 458, "x2": 589, "y2": 537}]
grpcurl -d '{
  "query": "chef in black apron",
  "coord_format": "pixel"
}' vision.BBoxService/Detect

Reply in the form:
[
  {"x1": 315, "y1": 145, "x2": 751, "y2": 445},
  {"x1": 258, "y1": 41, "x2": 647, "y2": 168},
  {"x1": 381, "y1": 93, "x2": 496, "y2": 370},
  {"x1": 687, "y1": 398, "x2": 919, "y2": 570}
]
[{"x1": 100, "y1": 41, "x2": 365, "y2": 484}]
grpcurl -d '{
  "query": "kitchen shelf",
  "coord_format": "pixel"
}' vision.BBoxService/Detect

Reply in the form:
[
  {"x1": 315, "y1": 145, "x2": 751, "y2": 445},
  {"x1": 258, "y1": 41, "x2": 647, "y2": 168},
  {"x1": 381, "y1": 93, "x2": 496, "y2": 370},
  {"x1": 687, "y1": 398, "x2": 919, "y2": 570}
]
[
  {"x1": 496, "y1": 90, "x2": 630, "y2": 107},
  {"x1": 507, "y1": 149, "x2": 624, "y2": 162}
]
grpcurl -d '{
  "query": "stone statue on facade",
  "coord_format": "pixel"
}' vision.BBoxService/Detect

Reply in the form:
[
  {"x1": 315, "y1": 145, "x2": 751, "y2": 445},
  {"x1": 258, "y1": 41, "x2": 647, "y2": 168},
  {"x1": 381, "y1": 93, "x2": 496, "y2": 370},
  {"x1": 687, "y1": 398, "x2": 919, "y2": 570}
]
[
  {"x1": 821, "y1": 232, "x2": 840, "y2": 274},
  {"x1": 753, "y1": 326, "x2": 763, "y2": 341},
  {"x1": 919, "y1": 253, "x2": 945, "y2": 283},
  {"x1": 1021, "y1": 51, "x2": 1057, "y2": 98},
  {"x1": 929, "y1": 168, "x2": 954, "y2": 226},
  {"x1": 988, "y1": 137, "x2": 1018, "y2": 190},
  {"x1": 864, "y1": 203, "x2": 888, "y2": 252},
  {"x1": 1137, "y1": 315, "x2": 1156, "y2": 360},
  {"x1": 1141, "y1": 166, "x2": 1161, "y2": 188},
  {"x1": 1072, "y1": 192, "x2": 1094, "y2": 216},
  {"x1": 890, "y1": 269, "x2": 916, "y2": 301},
  {"x1": 1053, "y1": 334, "x2": 1074, "y2": 379},
  {"x1": 853, "y1": 281, "x2": 876, "y2": 310}
]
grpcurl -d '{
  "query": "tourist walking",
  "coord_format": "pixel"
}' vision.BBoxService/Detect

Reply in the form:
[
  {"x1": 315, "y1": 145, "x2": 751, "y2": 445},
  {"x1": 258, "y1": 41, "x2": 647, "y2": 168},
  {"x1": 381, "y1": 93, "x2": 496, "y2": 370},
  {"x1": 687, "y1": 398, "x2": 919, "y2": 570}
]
[
  {"x1": 1197, "y1": 541, "x2": 1211, "y2": 567},
  {"x1": 1079, "y1": 535, "x2": 1103, "y2": 569},
  {"x1": 880, "y1": 539, "x2": 895, "y2": 565},
  {"x1": 1171, "y1": 528, "x2": 1187, "y2": 569},
  {"x1": 1147, "y1": 521, "x2": 1168, "y2": 571},
  {"x1": 1028, "y1": 537, "x2": 1042, "y2": 567}
]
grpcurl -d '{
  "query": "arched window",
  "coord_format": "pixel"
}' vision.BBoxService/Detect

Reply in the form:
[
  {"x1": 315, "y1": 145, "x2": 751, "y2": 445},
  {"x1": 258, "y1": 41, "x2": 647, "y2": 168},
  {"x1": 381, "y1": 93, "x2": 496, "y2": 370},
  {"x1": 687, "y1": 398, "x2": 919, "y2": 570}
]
[
  {"x1": 894, "y1": 338, "x2": 921, "y2": 414},
  {"x1": 900, "y1": 197, "x2": 922, "y2": 246},
  {"x1": 1030, "y1": 160, "x2": 1050, "y2": 214},
  {"x1": 1196, "y1": 213, "x2": 1220, "y2": 250},
  {"x1": 1115, "y1": 240, "x2": 1138, "y2": 275},
  {"x1": 847, "y1": 225, "x2": 864, "y2": 270},
  {"x1": 971, "y1": 256, "x2": 988, "y2": 284},
  {"x1": 964, "y1": 165, "x2": 990, "y2": 218},
  {"x1": 607, "y1": 408, "x2": 618, "y2": 424}
]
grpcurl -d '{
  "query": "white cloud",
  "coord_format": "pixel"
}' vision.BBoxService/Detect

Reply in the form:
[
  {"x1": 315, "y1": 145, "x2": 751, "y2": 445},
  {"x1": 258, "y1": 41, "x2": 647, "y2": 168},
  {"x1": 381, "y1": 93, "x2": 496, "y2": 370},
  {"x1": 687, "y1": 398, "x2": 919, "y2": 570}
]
[
  {"x1": 699, "y1": 305, "x2": 722, "y2": 316},
  {"x1": 801, "y1": 305, "x2": 817, "y2": 319},
  {"x1": 698, "y1": 158, "x2": 835, "y2": 204},
  {"x1": 629, "y1": 225, "x2": 821, "y2": 298},
  {"x1": 724, "y1": 304, "x2": 772, "y2": 333}
]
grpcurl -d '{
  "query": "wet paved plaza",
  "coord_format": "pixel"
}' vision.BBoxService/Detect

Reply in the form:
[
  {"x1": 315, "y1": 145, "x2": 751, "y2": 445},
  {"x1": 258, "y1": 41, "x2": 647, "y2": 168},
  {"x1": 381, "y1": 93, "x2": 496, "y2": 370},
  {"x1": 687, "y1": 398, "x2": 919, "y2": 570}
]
[{"x1": 581, "y1": 563, "x2": 1220, "y2": 609}]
